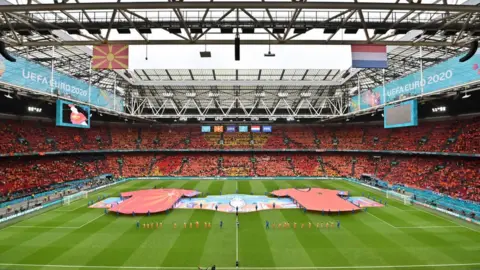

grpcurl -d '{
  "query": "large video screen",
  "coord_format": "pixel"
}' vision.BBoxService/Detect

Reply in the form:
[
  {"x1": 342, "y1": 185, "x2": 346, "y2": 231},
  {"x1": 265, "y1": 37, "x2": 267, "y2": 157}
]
[
  {"x1": 56, "y1": 100, "x2": 90, "y2": 128},
  {"x1": 384, "y1": 100, "x2": 418, "y2": 129}
]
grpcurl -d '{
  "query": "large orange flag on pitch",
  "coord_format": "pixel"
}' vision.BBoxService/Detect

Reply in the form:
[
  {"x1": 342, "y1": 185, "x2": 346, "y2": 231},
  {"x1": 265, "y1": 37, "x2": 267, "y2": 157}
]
[{"x1": 92, "y1": 44, "x2": 129, "y2": 69}]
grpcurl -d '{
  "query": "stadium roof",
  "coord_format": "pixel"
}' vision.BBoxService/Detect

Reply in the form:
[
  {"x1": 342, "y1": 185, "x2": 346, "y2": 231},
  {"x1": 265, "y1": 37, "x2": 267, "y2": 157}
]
[{"x1": 0, "y1": 0, "x2": 478, "y2": 121}]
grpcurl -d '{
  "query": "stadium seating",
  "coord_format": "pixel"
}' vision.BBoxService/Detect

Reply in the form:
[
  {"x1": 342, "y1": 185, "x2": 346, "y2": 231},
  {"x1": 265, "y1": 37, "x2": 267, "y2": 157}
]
[
  {"x1": 110, "y1": 126, "x2": 139, "y2": 150},
  {"x1": 181, "y1": 154, "x2": 218, "y2": 177},
  {"x1": 1, "y1": 117, "x2": 479, "y2": 203},
  {"x1": 450, "y1": 118, "x2": 480, "y2": 154},
  {"x1": 150, "y1": 155, "x2": 183, "y2": 176},
  {"x1": 223, "y1": 133, "x2": 252, "y2": 149},
  {"x1": 322, "y1": 155, "x2": 353, "y2": 177},
  {"x1": 139, "y1": 127, "x2": 159, "y2": 150},
  {"x1": 1, "y1": 152, "x2": 479, "y2": 203},
  {"x1": 254, "y1": 154, "x2": 295, "y2": 176},
  {"x1": 284, "y1": 127, "x2": 317, "y2": 148},
  {"x1": 0, "y1": 156, "x2": 91, "y2": 198},
  {"x1": 222, "y1": 154, "x2": 255, "y2": 176},
  {"x1": 334, "y1": 126, "x2": 365, "y2": 150},
  {"x1": 290, "y1": 154, "x2": 324, "y2": 176},
  {"x1": 1, "y1": 117, "x2": 479, "y2": 154},
  {"x1": 121, "y1": 154, "x2": 154, "y2": 178}
]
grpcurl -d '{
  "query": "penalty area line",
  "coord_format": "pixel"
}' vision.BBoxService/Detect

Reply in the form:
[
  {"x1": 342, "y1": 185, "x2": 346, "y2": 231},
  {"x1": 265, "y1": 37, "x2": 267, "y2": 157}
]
[
  {"x1": 54, "y1": 204, "x2": 87, "y2": 212},
  {"x1": 395, "y1": 225, "x2": 462, "y2": 229},
  {"x1": 1, "y1": 263, "x2": 480, "y2": 269},
  {"x1": 9, "y1": 214, "x2": 104, "y2": 230},
  {"x1": 78, "y1": 214, "x2": 105, "y2": 228},
  {"x1": 413, "y1": 206, "x2": 480, "y2": 233},
  {"x1": 366, "y1": 212, "x2": 396, "y2": 228},
  {"x1": 10, "y1": 225, "x2": 77, "y2": 229}
]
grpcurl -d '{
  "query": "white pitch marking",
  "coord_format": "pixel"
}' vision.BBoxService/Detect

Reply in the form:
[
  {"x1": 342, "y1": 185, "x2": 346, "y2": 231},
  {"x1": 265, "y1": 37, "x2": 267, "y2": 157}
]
[
  {"x1": 9, "y1": 214, "x2": 104, "y2": 230},
  {"x1": 1, "y1": 262, "x2": 480, "y2": 269},
  {"x1": 54, "y1": 204, "x2": 86, "y2": 212},
  {"x1": 387, "y1": 204, "x2": 406, "y2": 212},
  {"x1": 414, "y1": 206, "x2": 479, "y2": 233},
  {"x1": 236, "y1": 215, "x2": 239, "y2": 263},
  {"x1": 395, "y1": 225, "x2": 462, "y2": 229},
  {"x1": 78, "y1": 214, "x2": 104, "y2": 228},
  {"x1": 235, "y1": 180, "x2": 239, "y2": 265},
  {"x1": 10, "y1": 225, "x2": 77, "y2": 229},
  {"x1": 366, "y1": 212, "x2": 396, "y2": 228}
]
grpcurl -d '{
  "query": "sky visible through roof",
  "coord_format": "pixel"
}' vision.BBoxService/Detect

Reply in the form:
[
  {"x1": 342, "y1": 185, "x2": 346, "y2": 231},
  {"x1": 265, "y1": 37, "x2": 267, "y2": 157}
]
[{"x1": 4, "y1": 0, "x2": 462, "y2": 70}]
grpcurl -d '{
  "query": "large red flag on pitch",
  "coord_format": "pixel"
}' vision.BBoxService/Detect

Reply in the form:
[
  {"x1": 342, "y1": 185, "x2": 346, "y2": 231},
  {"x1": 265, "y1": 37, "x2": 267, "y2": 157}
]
[{"x1": 92, "y1": 44, "x2": 129, "y2": 70}]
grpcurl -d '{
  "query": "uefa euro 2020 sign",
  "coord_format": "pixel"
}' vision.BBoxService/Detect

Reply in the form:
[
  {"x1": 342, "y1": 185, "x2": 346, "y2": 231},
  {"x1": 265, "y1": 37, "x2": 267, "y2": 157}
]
[
  {"x1": 350, "y1": 51, "x2": 480, "y2": 111},
  {"x1": 0, "y1": 53, "x2": 124, "y2": 112}
]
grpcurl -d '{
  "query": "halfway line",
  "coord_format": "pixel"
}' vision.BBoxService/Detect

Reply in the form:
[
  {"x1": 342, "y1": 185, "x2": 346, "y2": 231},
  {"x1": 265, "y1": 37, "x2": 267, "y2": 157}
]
[{"x1": 1, "y1": 262, "x2": 480, "y2": 269}]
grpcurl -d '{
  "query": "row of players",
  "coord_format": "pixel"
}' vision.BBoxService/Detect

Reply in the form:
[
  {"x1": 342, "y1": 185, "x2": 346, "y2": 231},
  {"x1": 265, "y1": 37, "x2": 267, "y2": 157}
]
[
  {"x1": 135, "y1": 220, "x2": 341, "y2": 229},
  {"x1": 265, "y1": 220, "x2": 340, "y2": 229}
]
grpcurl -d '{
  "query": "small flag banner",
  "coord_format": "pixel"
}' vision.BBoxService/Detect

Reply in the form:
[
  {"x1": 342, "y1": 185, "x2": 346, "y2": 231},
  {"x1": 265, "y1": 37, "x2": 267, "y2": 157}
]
[
  {"x1": 351, "y1": 45, "x2": 388, "y2": 69},
  {"x1": 239, "y1": 126, "x2": 249, "y2": 132},
  {"x1": 262, "y1": 126, "x2": 272, "y2": 133},
  {"x1": 201, "y1": 126, "x2": 211, "y2": 132},
  {"x1": 226, "y1": 126, "x2": 236, "y2": 132},
  {"x1": 251, "y1": 125, "x2": 261, "y2": 132},
  {"x1": 92, "y1": 44, "x2": 129, "y2": 70},
  {"x1": 214, "y1": 126, "x2": 224, "y2": 132}
]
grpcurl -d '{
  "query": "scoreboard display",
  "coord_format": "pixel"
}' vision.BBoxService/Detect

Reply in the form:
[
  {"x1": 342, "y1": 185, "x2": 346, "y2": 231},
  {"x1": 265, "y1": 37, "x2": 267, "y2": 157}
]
[
  {"x1": 56, "y1": 100, "x2": 90, "y2": 128},
  {"x1": 384, "y1": 100, "x2": 418, "y2": 129}
]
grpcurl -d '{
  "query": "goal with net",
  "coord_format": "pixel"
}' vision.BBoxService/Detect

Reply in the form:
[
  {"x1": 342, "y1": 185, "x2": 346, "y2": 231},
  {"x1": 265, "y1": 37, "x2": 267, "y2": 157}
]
[
  {"x1": 63, "y1": 190, "x2": 88, "y2": 205},
  {"x1": 386, "y1": 190, "x2": 413, "y2": 205}
]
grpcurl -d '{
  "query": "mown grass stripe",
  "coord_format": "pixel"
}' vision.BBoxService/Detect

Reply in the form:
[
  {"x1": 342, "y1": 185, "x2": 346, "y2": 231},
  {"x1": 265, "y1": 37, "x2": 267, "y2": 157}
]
[
  {"x1": 281, "y1": 181, "x2": 392, "y2": 266},
  {"x1": 314, "y1": 180, "x2": 479, "y2": 265},
  {"x1": 161, "y1": 181, "x2": 220, "y2": 267},
  {"x1": 197, "y1": 180, "x2": 232, "y2": 266},
  {"x1": 273, "y1": 181, "x2": 356, "y2": 267},
  {"x1": 1, "y1": 179, "x2": 478, "y2": 270},
  {"x1": 16, "y1": 181, "x2": 156, "y2": 265},
  {"x1": 0, "y1": 181, "x2": 147, "y2": 256},
  {"x1": 85, "y1": 180, "x2": 202, "y2": 267},
  {"x1": 254, "y1": 181, "x2": 315, "y2": 267},
  {"x1": 51, "y1": 181, "x2": 178, "y2": 267},
  {"x1": 236, "y1": 181, "x2": 276, "y2": 267}
]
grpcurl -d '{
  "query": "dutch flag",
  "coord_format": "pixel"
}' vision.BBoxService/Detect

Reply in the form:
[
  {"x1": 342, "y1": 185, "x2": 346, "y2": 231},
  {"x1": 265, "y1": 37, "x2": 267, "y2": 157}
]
[
  {"x1": 251, "y1": 126, "x2": 260, "y2": 132},
  {"x1": 351, "y1": 45, "x2": 388, "y2": 69}
]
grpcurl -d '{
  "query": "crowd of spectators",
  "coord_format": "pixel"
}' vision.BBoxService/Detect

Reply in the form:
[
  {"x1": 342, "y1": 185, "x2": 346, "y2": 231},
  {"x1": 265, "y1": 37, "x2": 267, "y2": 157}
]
[
  {"x1": 449, "y1": 118, "x2": 480, "y2": 154},
  {"x1": 180, "y1": 154, "x2": 219, "y2": 177},
  {"x1": 221, "y1": 154, "x2": 255, "y2": 176},
  {"x1": 150, "y1": 155, "x2": 183, "y2": 176},
  {"x1": 0, "y1": 153, "x2": 478, "y2": 202},
  {"x1": 0, "y1": 117, "x2": 479, "y2": 153},
  {"x1": 0, "y1": 117, "x2": 479, "y2": 203},
  {"x1": 254, "y1": 154, "x2": 296, "y2": 176}
]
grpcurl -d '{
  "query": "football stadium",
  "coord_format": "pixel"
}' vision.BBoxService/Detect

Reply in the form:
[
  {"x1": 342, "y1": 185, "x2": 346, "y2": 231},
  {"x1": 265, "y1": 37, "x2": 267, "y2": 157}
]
[{"x1": 0, "y1": 1, "x2": 479, "y2": 270}]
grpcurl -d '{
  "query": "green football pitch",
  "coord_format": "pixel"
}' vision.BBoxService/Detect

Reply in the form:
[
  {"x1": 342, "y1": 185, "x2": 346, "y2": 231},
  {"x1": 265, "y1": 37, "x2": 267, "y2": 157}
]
[{"x1": 0, "y1": 179, "x2": 479, "y2": 270}]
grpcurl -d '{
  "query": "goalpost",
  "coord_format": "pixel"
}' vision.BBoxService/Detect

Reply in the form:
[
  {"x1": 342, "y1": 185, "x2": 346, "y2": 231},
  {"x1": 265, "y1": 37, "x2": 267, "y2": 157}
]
[
  {"x1": 63, "y1": 190, "x2": 88, "y2": 205},
  {"x1": 386, "y1": 190, "x2": 413, "y2": 205}
]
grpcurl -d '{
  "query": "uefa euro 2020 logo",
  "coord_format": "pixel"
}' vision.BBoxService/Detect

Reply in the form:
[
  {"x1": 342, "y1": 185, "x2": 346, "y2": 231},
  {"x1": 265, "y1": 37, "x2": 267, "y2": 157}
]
[
  {"x1": 0, "y1": 58, "x2": 5, "y2": 78},
  {"x1": 474, "y1": 63, "x2": 480, "y2": 75}
]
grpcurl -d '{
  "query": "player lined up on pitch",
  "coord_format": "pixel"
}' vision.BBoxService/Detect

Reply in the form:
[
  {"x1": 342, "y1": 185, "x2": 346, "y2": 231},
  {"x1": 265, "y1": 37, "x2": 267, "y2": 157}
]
[
  {"x1": 135, "y1": 220, "x2": 340, "y2": 229},
  {"x1": 265, "y1": 220, "x2": 340, "y2": 229},
  {"x1": 136, "y1": 221, "x2": 217, "y2": 229}
]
